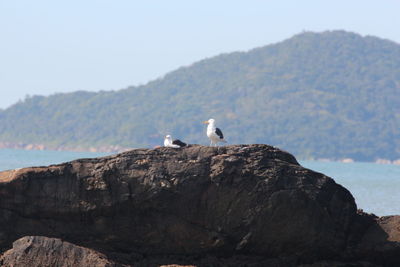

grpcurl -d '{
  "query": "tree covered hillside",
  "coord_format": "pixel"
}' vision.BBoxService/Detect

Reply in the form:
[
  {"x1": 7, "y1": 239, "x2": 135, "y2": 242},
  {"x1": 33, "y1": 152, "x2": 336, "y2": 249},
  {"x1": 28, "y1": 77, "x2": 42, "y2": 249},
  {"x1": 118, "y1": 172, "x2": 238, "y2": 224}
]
[{"x1": 0, "y1": 30, "x2": 399, "y2": 161}]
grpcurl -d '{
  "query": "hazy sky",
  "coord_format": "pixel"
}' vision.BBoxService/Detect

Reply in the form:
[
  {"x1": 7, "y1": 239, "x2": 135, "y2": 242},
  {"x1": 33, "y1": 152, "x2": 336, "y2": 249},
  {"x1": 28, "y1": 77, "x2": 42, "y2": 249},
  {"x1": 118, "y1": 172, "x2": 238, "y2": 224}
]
[{"x1": 1, "y1": 0, "x2": 399, "y2": 109}]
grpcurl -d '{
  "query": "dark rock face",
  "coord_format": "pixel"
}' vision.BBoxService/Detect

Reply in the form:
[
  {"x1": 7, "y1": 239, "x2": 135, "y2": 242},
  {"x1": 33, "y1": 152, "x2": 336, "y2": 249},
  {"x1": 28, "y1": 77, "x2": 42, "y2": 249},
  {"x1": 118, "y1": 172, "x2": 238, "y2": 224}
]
[
  {"x1": 351, "y1": 215, "x2": 400, "y2": 266},
  {"x1": 0, "y1": 144, "x2": 399, "y2": 266},
  {"x1": 0, "y1": 236, "x2": 125, "y2": 267}
]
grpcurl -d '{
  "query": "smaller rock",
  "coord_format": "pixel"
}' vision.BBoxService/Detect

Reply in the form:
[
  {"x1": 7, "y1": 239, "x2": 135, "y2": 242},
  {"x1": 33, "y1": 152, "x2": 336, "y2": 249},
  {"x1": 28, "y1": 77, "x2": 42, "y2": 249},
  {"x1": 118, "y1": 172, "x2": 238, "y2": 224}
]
[{"x1": 0, "y1": 236, "x2": 126, "y2": 267}]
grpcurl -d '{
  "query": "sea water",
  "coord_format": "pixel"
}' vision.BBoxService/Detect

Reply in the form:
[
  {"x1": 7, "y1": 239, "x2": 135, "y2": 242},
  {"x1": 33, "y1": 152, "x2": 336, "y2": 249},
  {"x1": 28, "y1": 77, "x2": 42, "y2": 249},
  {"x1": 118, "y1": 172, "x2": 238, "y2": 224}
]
[
  {"x1": 0, "y1": 149, "x2": 398, "y2": 216},
  {"x1": 300, "y1": 160, "x2": 400, "y2": 216},
  {"x1": 0, "y1": 149, "x2": 108, "y2": 171}
]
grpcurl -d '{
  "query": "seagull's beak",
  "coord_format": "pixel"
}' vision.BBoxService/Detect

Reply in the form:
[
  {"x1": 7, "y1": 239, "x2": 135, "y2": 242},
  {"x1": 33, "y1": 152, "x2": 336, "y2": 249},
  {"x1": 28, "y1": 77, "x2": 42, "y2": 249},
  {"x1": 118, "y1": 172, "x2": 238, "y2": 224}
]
[{"x1": 203, "y1": 120, "x2": 209, "y2": 124}]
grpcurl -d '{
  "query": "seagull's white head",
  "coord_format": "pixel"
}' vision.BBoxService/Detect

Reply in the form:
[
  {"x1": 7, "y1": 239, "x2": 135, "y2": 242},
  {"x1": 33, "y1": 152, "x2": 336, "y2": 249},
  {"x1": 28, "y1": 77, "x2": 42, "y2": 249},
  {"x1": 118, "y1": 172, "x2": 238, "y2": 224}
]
[
  {"x1": 165, "y1": 135, "x2": 172, "y2": 140},
  {"x1": 203, "y1": 118, "x2": 215, "y2": 125}
]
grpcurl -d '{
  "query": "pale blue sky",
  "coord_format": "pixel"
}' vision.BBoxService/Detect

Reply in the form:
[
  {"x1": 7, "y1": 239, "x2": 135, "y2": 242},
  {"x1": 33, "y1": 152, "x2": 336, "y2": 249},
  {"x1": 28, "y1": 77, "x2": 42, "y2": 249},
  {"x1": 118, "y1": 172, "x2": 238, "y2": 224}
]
[{"x1": 0, "y1": 0, "x2": 399, "y2": 108}]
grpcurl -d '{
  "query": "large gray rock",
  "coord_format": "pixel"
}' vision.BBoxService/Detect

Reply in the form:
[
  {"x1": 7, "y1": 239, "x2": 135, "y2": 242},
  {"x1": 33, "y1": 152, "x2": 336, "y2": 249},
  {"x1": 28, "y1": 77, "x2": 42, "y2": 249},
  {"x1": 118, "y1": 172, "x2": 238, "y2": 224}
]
[{"x1": 0, "y1": 144, "x2": 398, "y2": 266}]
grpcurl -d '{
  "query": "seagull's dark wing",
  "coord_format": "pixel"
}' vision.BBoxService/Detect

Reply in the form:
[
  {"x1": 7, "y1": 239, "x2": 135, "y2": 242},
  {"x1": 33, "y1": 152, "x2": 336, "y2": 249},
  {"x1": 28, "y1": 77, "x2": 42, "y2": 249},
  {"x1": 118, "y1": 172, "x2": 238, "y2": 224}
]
[
  {"x1": 172, "y1": 139, "x2": 187, "y2": 147},
  {"x1": 215, "y1": 128, "x2": 224, "y2": 139}
]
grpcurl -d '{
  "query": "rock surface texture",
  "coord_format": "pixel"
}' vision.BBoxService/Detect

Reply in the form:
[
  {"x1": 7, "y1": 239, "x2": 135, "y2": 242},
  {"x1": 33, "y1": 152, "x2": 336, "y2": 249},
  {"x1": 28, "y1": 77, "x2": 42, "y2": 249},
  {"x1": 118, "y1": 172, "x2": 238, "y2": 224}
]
[
  {"x1": 0, "y1": 236, "x2": 125, "y2": 267},
  {"x1": 0, "y1": 144, "x2": 399, "y2": 266}
]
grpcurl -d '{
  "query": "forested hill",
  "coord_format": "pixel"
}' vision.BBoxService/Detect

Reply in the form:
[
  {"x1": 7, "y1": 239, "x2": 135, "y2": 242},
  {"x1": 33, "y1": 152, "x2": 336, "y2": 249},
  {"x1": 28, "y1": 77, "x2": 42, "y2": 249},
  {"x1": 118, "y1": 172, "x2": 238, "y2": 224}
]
[{"x1": 0, "y1": 30, "x2": 399, "y2": 161}]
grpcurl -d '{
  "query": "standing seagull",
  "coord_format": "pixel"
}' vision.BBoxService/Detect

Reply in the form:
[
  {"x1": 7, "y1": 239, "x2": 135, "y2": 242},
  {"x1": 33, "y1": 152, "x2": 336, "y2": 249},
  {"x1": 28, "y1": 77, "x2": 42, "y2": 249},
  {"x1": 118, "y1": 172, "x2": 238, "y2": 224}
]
[
  {"x1": 203, "y1": 118, "x2": 227, "y2": 146},
  {"x1": 164, "y1": 135, "x2": 187, "y2": 148}
]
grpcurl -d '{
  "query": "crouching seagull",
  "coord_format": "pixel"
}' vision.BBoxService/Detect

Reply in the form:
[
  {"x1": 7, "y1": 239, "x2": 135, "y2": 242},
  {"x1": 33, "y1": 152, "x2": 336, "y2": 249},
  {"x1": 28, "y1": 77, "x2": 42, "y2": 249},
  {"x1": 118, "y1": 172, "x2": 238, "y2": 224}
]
[
  {"x1": 203, "y1": 118, "x2": 227, "y2": 146},
  {"x1": 164, "y1": 135, "x2": 187, "y2": 148}
]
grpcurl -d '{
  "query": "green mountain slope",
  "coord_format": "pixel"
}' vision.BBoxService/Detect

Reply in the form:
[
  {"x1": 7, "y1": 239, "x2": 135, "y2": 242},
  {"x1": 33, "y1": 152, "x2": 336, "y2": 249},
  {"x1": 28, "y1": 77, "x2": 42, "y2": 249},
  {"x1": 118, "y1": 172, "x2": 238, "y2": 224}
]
[{"x1": 1, "y1": 30, "x2": 399, "y2": 161}]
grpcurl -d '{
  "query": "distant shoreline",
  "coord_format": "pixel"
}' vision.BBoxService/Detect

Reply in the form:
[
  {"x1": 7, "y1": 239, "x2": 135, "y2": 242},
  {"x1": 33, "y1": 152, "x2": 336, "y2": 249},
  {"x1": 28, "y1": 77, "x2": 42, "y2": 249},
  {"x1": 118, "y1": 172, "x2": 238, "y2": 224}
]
[
  {"x1": 304, "y1": 157, "x2": 400, "y2": 165},
  {"x1": 0, "y1": 142, "x2": 130, "y2": 154},
  {"x1": 1, "y1": 142, "x2": 399, "y2": 165}
]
